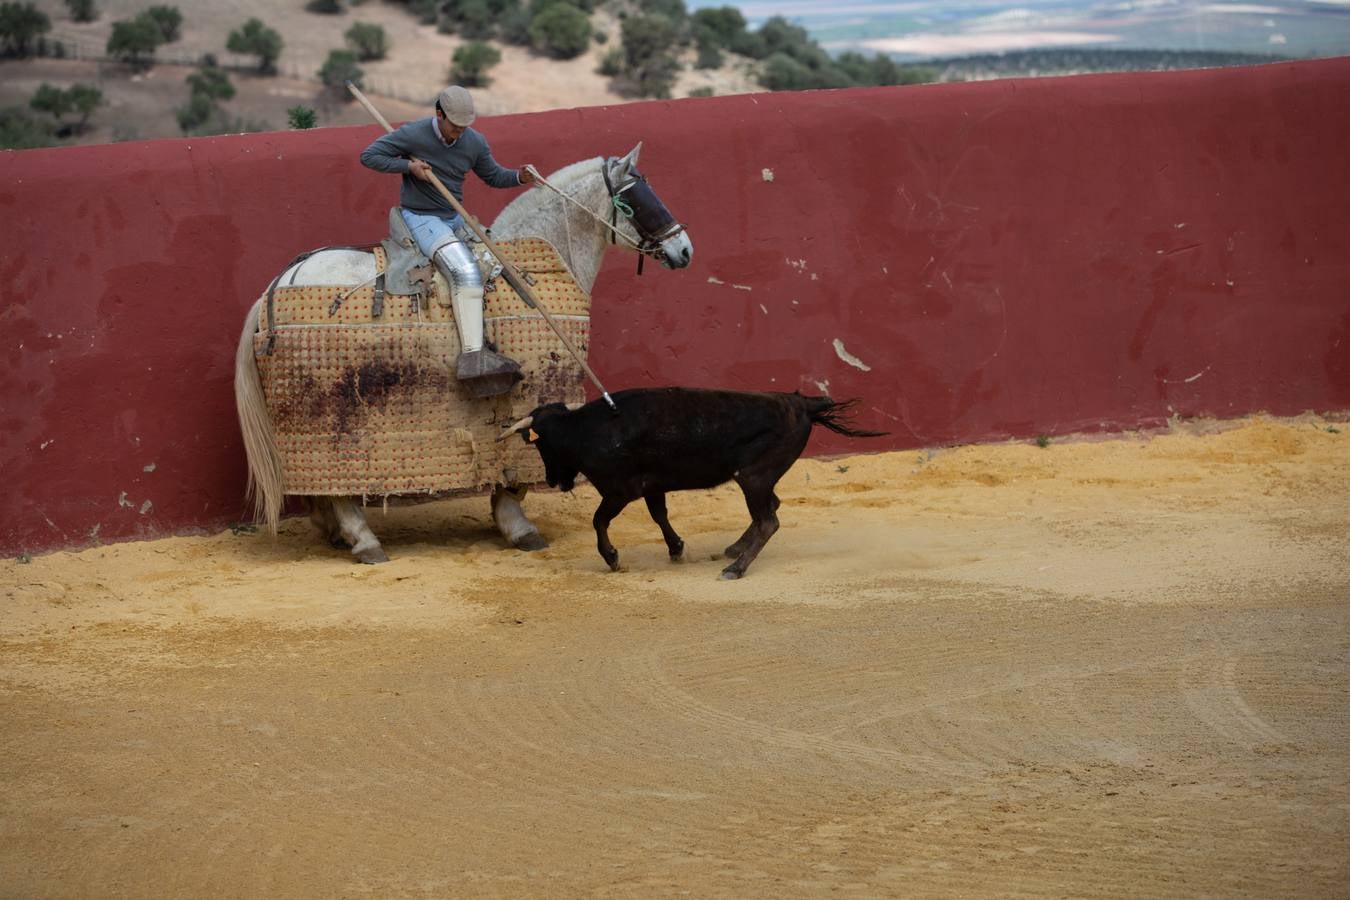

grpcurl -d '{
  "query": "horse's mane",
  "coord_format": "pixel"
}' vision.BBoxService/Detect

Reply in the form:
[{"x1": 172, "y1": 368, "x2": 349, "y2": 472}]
[
  {"x1": 492, "y1": 156, "x2": 613, "y2": 290},
  {"x1": 492, "y1": 156, "x2": 605, "y2": 234}
]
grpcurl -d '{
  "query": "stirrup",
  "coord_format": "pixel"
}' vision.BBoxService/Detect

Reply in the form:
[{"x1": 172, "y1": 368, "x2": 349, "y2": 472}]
[{"x1": 457, "y1": 348, "x2": 523, "y2": 399}]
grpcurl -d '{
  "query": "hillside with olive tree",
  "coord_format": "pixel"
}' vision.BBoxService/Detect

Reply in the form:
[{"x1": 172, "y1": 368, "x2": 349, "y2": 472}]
[{"x1": 1, "y1": 0, "x2": 934, "y2": 148}]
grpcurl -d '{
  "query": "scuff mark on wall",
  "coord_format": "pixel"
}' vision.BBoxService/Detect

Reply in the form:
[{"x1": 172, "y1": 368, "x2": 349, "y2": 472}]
[
  {"x1": 1184, "y1": 367, "x2": 1210, "y2": 383},
  {"x1": 832, "y1": 339, "x2": 872, "y2": 372},
  {"x1": 118, "y1": 492, "x2": 133, "y2": 509},
  {"x1": 1160, "y1": 365, "x2": 1213, "y2": 385},
  {"x1": 761, "y1": 168, "x2": 774, "y2": 182}
]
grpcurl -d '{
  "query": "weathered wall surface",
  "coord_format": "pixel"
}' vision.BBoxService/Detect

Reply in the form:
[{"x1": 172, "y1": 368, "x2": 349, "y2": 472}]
[{"x1": 3, "y1": 58, "x2": 1348, "y2": 556}]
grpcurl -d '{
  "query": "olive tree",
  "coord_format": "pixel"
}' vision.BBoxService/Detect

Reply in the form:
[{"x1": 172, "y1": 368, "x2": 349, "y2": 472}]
[
  {"x1": 344, "y1": 22, "x2": 389, "y2": 61},
  {"x1": 106, "y1": 16, "x2": 162, "y2": 69},
  {"x1": 227, "y1": 18, "x2": 283, "y2": 73},
  {"x1": 0, "y1": 2, "x2": 51, "y2": 57},
  {"x1": 143, "y1": 5, "x2": 181, "y2": 42},
  {"x1": 64, "y1": 0, "x2": 97, "y2": 23},
  {"x1": 318, "y1": 48, "x2": 363, "y2": 97},
  {"x1": 450, "y1": 40, "x2": 500, "y2": 86},
  {"x1": 529, "y1": 3, "x2": 590, "y2": 60},
  {"x1": 30, "y1": 82, "x2": 102, "y2": 132},
  {"x1": 186, "y1": 65, "x2": 234, "y2": 101}
]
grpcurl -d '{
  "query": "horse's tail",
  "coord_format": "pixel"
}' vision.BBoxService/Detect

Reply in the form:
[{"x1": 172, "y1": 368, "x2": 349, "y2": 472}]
[{"x1": 234, "y1": 297, "x2": 285, "y2": 534}]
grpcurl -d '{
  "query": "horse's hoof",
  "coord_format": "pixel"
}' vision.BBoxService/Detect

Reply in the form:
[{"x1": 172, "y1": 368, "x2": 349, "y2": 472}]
[
  {"x1": 355, "y1": 547, "x2": 389, "y2": 565},
  {"x1": 513, "y1": 533, "x2": 549, "y2": 552}
]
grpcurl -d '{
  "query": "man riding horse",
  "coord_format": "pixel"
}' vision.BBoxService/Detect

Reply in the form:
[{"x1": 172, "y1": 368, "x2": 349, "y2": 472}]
[{"x1": 360, "y1": 85, "x2": 535, "y2": 398}]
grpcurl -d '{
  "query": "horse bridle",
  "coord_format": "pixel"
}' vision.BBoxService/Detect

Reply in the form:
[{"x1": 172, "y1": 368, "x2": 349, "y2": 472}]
[{"x1": 602, "y1": 158, "x2": 686, "y2": 273}]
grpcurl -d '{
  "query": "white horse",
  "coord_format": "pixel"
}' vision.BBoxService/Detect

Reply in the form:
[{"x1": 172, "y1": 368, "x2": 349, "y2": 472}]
[{"x1": 234, "y1": 145, "x2": 693, "y2": 562}]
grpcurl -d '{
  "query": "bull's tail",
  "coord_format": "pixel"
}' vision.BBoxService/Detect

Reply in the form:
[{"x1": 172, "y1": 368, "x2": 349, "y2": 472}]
[
  {"x1": 802, "y1": 396, "x2": 889, "y2": 439},
  {"x1": 234, "y1": 297, "x2": 285, "y2": 534}
]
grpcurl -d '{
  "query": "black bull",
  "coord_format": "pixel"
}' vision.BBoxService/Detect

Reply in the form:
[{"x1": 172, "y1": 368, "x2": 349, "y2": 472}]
[{"x1": 500, "y1": 388, "x2": 887, "y2": 578}]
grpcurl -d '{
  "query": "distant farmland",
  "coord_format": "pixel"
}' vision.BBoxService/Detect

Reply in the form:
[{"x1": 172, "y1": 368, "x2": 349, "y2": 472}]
[{"x1": 923, "y1": 47, "x2": 1293, "y2": 82}]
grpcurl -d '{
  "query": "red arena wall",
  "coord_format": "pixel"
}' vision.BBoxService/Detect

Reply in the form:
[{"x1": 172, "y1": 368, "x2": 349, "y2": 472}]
[{"x1": 3, "y1": 58, "x2": 1348, "y2": 556}]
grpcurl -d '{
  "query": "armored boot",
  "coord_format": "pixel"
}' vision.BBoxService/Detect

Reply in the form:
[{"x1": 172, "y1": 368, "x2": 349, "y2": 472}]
[{"x1": 433, "y1": 235, "x2": 522, "y2": 399}]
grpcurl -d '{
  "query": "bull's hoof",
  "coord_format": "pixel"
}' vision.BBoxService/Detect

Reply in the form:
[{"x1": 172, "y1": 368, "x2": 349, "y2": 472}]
[
  {"x1": 513, "y1": 532, "x2": 549, "y2": 552},
  {"x1": 355, "y1": 546, "x2": 390, "y2": 565},
  {"x1": 720, "y1": 565, "x2": 744, "y2": 580}
]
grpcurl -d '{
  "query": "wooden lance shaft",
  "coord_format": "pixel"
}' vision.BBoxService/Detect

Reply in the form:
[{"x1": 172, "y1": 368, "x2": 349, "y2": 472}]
[{"x1": 346, "y1": 81, "x2": 617, "y2": 411}]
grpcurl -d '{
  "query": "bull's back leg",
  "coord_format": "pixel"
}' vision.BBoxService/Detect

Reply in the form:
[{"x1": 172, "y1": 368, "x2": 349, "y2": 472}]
[
  {"x1": 592, "y1": 494, "x2": 630, "y2": 572},
  {"x1": 643, "y1": 492, "x2": 684, "y2": 560},
  {"x1": 724, "y1": 523, "x2": 757, "y2": 560},
  {"x1": 329, "y1": 497, "x2": 389, "y2": 564},
  {"x1": 722, "y1": 483, "x2": 781, "y2": 579},
  {"x1": 491, "y1": 484, "x2": 548, "y2": 551},
  {"x1": 721, "y1": 430, "x2": 807, "y2": 572}
]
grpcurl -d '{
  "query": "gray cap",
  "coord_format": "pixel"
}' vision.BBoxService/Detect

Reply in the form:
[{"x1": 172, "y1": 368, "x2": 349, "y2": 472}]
[{"x1": 437, "y1": 85, "x2": 476, "y2": 127}]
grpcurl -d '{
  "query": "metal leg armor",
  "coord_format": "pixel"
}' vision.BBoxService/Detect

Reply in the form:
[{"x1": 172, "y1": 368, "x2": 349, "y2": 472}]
[{"x1": 432, "y1": 235, "x2": 522, "y2": 399}]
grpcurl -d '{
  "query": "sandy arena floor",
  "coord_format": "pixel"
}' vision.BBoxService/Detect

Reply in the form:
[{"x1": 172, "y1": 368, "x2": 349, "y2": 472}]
[{"x1": 2, "y1": 416, "x2": 1347, "y2": 897}]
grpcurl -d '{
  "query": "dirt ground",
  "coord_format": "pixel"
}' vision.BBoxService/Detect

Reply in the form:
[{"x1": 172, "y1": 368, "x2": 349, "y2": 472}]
[
  {"x1": 8, "y1": 0, "x2": 759, "y2": 147},
  {"x1": 2, "y1": 415, "x2": 1348, "y2": 896}
]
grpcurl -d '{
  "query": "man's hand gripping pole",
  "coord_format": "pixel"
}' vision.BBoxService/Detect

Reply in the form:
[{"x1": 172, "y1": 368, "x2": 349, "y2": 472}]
[{"x1": 346, "y1": 81, "x2": 618, "y2": 412}]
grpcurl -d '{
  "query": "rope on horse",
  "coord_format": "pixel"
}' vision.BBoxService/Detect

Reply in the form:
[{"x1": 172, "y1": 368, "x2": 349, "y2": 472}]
[{"x1": 524, "y1": 165, "x2": 644, "y2": 252}]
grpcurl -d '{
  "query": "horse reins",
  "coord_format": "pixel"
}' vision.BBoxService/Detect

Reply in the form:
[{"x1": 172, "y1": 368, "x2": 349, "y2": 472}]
[{"x1": 529, "y1": 161, "x2": 686, "y2": 275}]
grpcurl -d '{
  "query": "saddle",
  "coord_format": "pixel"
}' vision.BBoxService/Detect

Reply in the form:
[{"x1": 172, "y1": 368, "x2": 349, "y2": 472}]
[
  {"x1": 380, "y1": 208, "x2": 504, "y2": 300},
  {"x1": 380, "y1": 208, "x2": 435, "y2": 297}
]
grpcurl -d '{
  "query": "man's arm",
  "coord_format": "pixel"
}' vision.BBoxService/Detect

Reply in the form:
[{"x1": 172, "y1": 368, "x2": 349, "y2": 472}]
[
  {"x1": 471, "y1": 136, "x2": 534, "y2": 188},
  {"x1": 360, "y1": 126, "x2": 415, "y2": 174}
]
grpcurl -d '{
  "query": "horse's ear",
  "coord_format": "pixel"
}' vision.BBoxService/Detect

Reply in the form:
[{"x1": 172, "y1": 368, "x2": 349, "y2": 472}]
[{"x1": 616, "y1": 142, "x2": 642, "y2": 175}]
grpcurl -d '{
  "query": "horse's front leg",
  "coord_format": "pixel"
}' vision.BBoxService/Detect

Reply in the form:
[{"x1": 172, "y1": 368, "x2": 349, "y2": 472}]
[
  {"x1": 328, "y1": 497, "x2": 389, "y2": 564},
  {"x1": 491, "y1": 484, "x2": 548, "y2": 551}
]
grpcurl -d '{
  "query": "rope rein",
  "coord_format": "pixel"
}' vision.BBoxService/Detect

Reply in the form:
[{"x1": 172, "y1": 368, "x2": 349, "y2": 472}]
[{"x1": 524, "y1": 164, "x2": 645, "y2": 253}]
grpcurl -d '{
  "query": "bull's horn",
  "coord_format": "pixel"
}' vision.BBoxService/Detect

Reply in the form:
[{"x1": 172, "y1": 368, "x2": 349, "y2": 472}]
[{"x1": 495, "y1": 414, "x2": 534, "y2": 442}]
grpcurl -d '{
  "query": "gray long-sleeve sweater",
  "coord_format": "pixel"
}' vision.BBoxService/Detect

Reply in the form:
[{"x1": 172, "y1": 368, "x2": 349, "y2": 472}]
[{"x1": 359, "y1": 118, "x2": 522, "y2": 217}]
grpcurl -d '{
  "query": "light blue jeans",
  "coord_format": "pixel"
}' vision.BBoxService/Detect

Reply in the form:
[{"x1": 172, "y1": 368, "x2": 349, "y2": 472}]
[{"x1": 400, "y1": 208, "x2": 465, "y2": 257}]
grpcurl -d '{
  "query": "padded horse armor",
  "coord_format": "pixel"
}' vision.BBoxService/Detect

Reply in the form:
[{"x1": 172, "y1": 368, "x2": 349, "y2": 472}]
[{"x1": 383, "y1": 207, "x2": 522, "y2": 398}]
